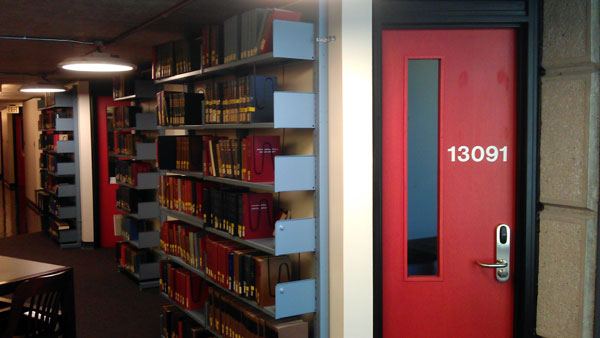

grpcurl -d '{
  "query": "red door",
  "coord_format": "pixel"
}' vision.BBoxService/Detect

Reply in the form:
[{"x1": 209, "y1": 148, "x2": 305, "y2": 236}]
[
  {"x1": 382, "y1": 29, "x2": 517, "y2": 337},
  {"x1": 96, "y1": 97, "x2": 130, "y2": 248}
]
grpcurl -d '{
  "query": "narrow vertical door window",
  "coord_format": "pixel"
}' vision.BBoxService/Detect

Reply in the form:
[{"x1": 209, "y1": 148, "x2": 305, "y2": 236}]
[{"x1": 406, "y1": 59, "x2": 440, "y2": 277}]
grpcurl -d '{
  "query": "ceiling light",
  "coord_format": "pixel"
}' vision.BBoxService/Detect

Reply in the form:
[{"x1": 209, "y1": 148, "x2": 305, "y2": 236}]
[
  {"x1": 59, "y1": 52, "x2": 135, "y2": 72},
  {"x1": 20, "y1": 82, "x2": 66, "y2": 93}
]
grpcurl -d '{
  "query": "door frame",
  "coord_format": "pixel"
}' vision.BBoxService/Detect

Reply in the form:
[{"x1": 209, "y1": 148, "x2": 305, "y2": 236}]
[{"x1": 372, "y1": 1, "x2": 541, "y2": 337}]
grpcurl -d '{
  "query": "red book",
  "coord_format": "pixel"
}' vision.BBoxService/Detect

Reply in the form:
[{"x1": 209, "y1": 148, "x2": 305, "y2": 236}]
[
  {"x1": 217, "y1": 242, "x2": 245, "y2": 289},
  {"x1": 245, "y1": 135, "x2": 280, "y2": 182},
  {"x1": 259, "y1": 9, "x2": 302, "y2": 55},
  {"x1": 197, "y1": 233, "x2": 206, "y2": 270},
  {"x1": 175, "y1": 269, "x2": 184, "y2": 306},
  {"x1": 168, "y1": 265, "x2": 177, "y2": 299},
  {"x1": 242, "y1": 193, "x2": 274, "y2": 239},
  {"x1": 205, "y1": 236, "x2": 221, "y2": 280},
  {"x1": 152, "y1": 45, "x2": 157, "y2": 80},
  {"x1": 202, "y1": 25, "x2": 210, "y2": 68},
  {"x1": 184, "y1": 272, "x2": 207, "y2": 310}
]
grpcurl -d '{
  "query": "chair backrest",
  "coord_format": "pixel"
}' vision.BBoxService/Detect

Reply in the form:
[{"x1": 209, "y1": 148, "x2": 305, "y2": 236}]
[{"x1": 2, "y1": 268, "x2": 76, "y2": 338}]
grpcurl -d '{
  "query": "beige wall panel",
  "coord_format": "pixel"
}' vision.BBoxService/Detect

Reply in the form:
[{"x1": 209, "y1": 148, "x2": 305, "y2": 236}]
[
  {"x1": 539, "y1": 73, "x2": 599, "y2": 210},
  {"x1": 2, "y1": 112, "x2": 15, "y2": 184},
  {"x1": 537, "y1": 207, "x2": 597, "y2": 338},
  {"x1": 328, "y1": 0, "x2": 344, "y2": 336},
  {"x1": 77, "y1": 82, "x2": 94, "y2": 243},
  {"x1": 23, "y1": 99, "x2": 41, "y2": 203},
  {"x1": 543, "y1": 0, "x2": 599, "y2": 67}
]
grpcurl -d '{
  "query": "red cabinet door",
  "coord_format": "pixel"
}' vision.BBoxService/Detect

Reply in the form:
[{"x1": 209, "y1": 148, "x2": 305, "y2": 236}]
[{"x1": 382, "y1": 29, "x2": 517, "y2": 337}]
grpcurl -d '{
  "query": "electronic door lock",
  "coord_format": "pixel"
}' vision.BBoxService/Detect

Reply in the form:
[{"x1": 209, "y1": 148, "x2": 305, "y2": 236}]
[{"x1": 476, "y1": 224, "x2": 510, "y2": 282}]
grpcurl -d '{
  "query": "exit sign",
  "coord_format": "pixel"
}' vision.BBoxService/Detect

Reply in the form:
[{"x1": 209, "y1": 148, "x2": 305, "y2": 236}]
[{"x1": 6, "y1": 106, "x2": 19, "y2": 114}]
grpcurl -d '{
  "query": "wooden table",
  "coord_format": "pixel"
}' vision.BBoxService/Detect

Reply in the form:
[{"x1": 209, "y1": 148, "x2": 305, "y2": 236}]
[{"x1": 0, "y1": 255, "x2": 70, "y2": 295}]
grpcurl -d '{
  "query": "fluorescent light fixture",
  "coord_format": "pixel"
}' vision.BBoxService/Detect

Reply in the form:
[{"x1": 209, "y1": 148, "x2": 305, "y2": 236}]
[
  {"x1": 59, "y1": 52, "x2": 135, "y2": 72},
  {"x1": 20, "y1": 82, "x2": 66, "y2": 93}
]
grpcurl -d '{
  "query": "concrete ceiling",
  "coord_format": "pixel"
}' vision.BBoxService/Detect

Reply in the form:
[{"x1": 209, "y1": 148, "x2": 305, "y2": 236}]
[{"x1": 0, "y1": 0, "x2": 296, "y2": 103}]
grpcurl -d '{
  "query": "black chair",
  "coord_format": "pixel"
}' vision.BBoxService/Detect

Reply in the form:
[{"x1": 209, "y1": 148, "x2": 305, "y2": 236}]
[{"x1": 1, "y1": 268, "x2": 76, "y2": 338}]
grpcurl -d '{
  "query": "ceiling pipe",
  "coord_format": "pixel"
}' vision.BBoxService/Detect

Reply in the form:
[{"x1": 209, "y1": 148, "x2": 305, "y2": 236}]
[
  {"x1": 103, "y1": 0, "x2": 195, "y2": 47},
  {"x1": 0, "y1": 36, "x2": 95, "y2": 45}
]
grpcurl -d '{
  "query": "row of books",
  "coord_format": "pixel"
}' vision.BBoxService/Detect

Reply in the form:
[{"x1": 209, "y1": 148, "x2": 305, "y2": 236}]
[
  {"x1": 116, "y1": 242, "x2": 155, "y2": 275},
  {"x1": 159, "y1": 177, "x2": 277, "y2": 240},
  {"x1": 46, "y1": 154, "x2": 72, "y2": 173},
  {"x1": 161, "y1": 304, "x2": 216, "y2": 338},
  {"x1": 48, "y1": 195, "x2": 74, "y2": 218},
  {"x1": 159, "y1": 176, "x2": 213, "y2": 217},
  {"x1": 38, "y1": 108, "x2": 72, "y2": 130},
  {"x1": 153, "y1": 24, "x2": 221, "y2": 80},
  {"x1": 118, "y1": 217, "x2": 155, "y2": 242},
  {"x1": 158, "y1": 135, "x2": 281, "y2": 183},
  {"x1": 36, "y1": 190, "x2": 50, "y2": 214},
  {"x1": 157, "y1": 91, "x2": 204, "y2": 126},
  {"x1": 115, "y1": 160, "x2": 152, "y2": 186},
  {"x1": 161, "y1": 260, "x2": 209, "y2": 311},
  {"x1": 39, "y1": 133, "x2": 69, "y2": 151},
  {"x1": 161, "y1": 221, "x2": 205, "y2": 269},
  {"x1": 208, "y1": 286, "x2": 308, "y2": 338},
  {"x1": 223, "y1": 8, "x2": 301, "y2": 63},
  {"x1": 116, "y1": 186, "x2": 155, "y2": 214},
  {"x1": 114, "y1": 132, "x2": 153, "y2": 156},
  {"x1": 50, "y1": 218, "x2": 71, "y2": 232},
  {"x1": 41, "y1": 174, "x2": 73, "y2": 195},
  {"x1": 160, "y1": 225, "x2": 296, "y2": 307},
  {"x1": 112, "y1": 106, "x2": 142, "y2": 129},
  {"x1": 205, "y1": 238, "x2": 294, "y2": 306},
  {"x1": 204, "y1": 75, "x2": 277, "y2": 124},
  {"x1": 153, "y1": 39, "x2": 201, "y2": 80}
]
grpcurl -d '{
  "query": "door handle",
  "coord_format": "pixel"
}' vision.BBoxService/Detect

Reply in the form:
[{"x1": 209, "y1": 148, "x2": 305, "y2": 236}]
[
  {"x1": 476, "y1": 224, "x2": 510, "y2": 282},
  {"x1": 476, "y1": 259, "x2": 507, "y2": 268}
]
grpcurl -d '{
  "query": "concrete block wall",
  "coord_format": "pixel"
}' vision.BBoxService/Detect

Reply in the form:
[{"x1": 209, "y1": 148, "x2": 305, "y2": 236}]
[{"x1": 537, "y1": 0, "x2": 600, "y2": 336}]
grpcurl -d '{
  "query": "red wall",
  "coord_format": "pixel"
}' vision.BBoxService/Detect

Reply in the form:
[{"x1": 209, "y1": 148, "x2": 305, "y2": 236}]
[{"x1": 96, "y1": 97, "x2": 130, "y2": 248}]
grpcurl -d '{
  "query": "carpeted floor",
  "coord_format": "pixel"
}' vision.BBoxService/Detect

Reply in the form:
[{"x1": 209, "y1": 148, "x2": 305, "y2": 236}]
[{"x1": 0, "y1": 232, "x2": 168, "y2": 337}]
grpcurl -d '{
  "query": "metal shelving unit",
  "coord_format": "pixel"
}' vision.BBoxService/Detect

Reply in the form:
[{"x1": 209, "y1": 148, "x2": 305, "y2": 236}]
[
  {"x1": 156, "y1": 18, "x2": 327, "y2": 334},
  {"x1": 37, "y1": 90, "x2": 82, "y2": 249},
  {"x1": 111, "y1": 92, "x2": 162, "y2": 289}
]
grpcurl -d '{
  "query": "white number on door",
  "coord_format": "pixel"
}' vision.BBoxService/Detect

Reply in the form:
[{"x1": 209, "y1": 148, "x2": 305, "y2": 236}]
[{"x1": 447, "y1": 146, "x2": 507, "y2": 162}]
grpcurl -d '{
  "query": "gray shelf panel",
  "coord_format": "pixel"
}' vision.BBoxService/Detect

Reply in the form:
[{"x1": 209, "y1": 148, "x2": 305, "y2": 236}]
[
  {"x1": 114, "y1": 143, "x2": 157, "y2": 161},
  {"x1": 135, "y1": 113, "x2": 158, "y2": 130},
  {"x1": 274, "y1": 92, "x2": 316, "y2": 129},
  {"x1": 55, "y1": 140, "x2": 75, "y2": 153},
  {"x1": 48, "y1": 162, "x2": 76, "y2": 176},
  {"x1": 154, "y1": 21, "x2": 314, "y2": 85},
  {"x1": 49, "y1": 228, "x2": 78, "y2": 244},
  {"x1": 45, "y1": 184, "x2": 77, "y2": 198},
  {"x1": 160, "y1": 292, "x2": 208, "y2": 328},
  {"x1": 154, "y1": 69, "x2": 203, "y2": 84},
  {"x1": 162, "y1": 156, "x2": 315, "y2": 192},
  {"x1": 118, "y1": 201, "x2": 160, "y2": 219},
  {"x1": 55, "y1": 118, "x2": 74, "y2": 131},
  {"x1": 113, "y1": 95, "x2": 137, "y2": 101},
  {"x1": 165, "y1": 254, "x2": 206, "y2": 278},
  {"x1": 202, "y1": 218, "x2": 315, "y2": 256},
  {"x1": 160, "y1": 170, "x2": 204, "y2": 179},
  {"x1": 160, "y1": 207, "x2": 204, "y2": 227},
  {"x1": 202, "y1": 176, "x2": 274, "y2": 191},
  {"x1": 117, "y1": 172, "x2": 159, "y2": 189},
  {"x1": 274, "y1": 156, "x2": 315, "y2": 192},
  {"x1": 114, "y1": 113, "x2": 158, "y2": 131},
  {"x1": 52, "y1": 206, "x2": 77, "y2": 219},
  {"x1": 119, "y1": 266, "x2": 160, "y2": 288},
  {"x1": 120, "y1": 231, "x2": 160, "y2": 249},
  {"x1": 157, "y1": 122, "x2": 274, "y2": 130}
]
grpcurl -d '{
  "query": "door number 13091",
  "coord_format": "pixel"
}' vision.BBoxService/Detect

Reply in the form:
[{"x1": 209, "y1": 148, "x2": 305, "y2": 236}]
[{"x1": 447, "y1": 146, "x2": 508, "y2": 162}]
